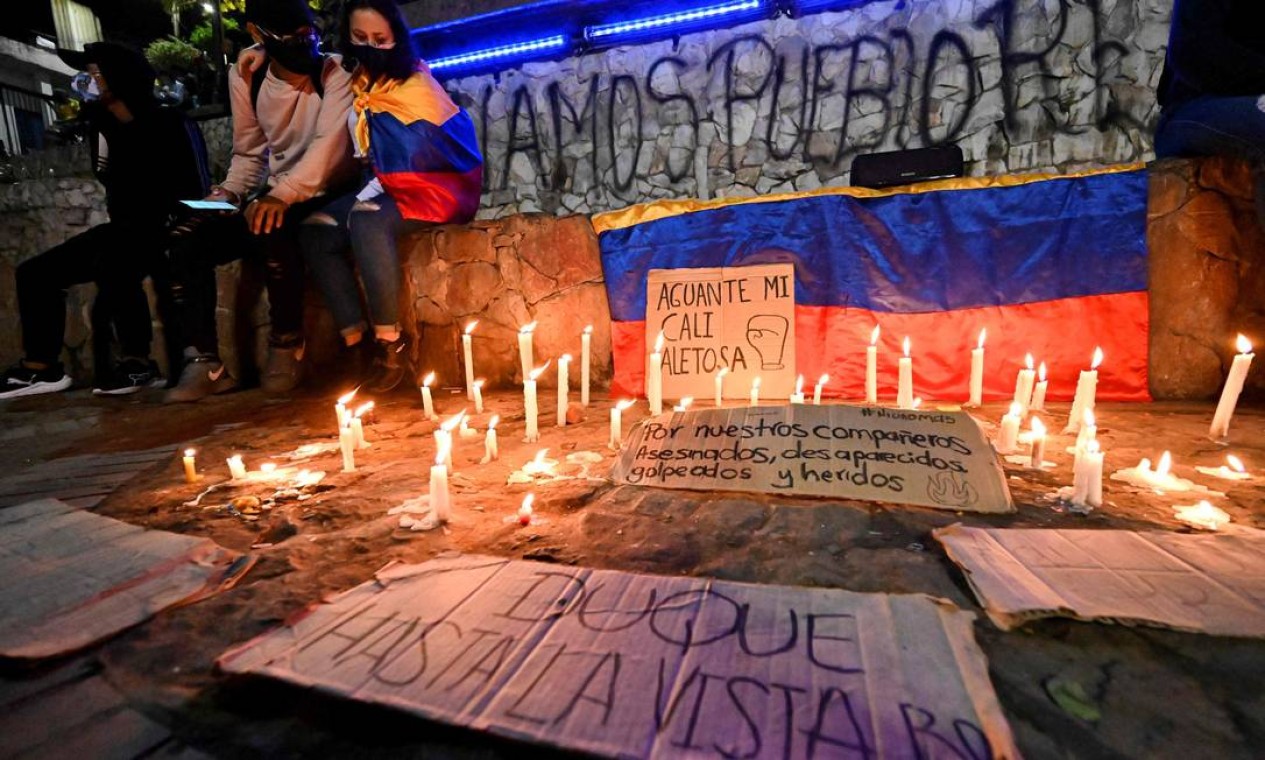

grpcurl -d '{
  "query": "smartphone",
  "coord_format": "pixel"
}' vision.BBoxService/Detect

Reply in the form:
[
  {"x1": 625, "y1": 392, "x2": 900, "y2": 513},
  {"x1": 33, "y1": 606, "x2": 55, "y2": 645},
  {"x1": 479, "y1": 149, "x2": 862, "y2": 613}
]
[{"x1": 181, "y1": 200, "x2": 238, "y2": 211}]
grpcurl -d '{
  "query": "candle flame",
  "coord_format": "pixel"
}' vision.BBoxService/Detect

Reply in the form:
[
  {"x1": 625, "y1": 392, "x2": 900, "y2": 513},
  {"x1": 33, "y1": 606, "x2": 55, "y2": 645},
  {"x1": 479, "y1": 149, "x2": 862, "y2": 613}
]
[
  {"x1": 977, "y1": 328, "x2": 986, "y2": 349},
  {"x1": 1227, "y1": 455, "x2": 1246, "y2": 473},
  {"x1": 1031, "y1": 417, "x2": 1046, "y2": 436},
  {"x1": 1087, "y1": 440, "x2": 1100, "y2": 454},
  {"x1": 584, "y1": 325, "x2": 593, "y2": 335},
  {"x1": 902, "y1": 336, "x2": 911, "y2": 357},
  {"x1": 653, "y1": 331, "x2": 665, "y2": 353},
  {"x1": 616, "y1": 399, "x2": 635, "y2": 411},
  {"x1": 870, "y1": 325, "x2": 880, "y2": 345},
  {"x1": 474, "y1": 379, "x2": 484, "y2": 389},
  {"x1": 1038, "y1": 361, "x2": 1047, "y2": 382},
  {"x1": 1091, "y1": 346, "x2": 1104, "y2": 369},
  {"x1": 716, "y1": 367, "x2": 729, "y2": 379},
  {"x1": 534, "y1": 449, "x2": 549, "y2": 464},
  {"x1": 422, "y1": 372, "x2": 435, "y2": 387},
  {"x1": 1025, "y1": 353, "x2": 1034, "y2": 370},
  {"x1": 354, "y1": 401, "x2": 374, "y2": 418},
  {"x1": 521, "y1": 493, "x2": 535, "y2": 511},
  {"x1": 795, "y1": 375, "x2": 804, "y2": 394},
  {"x1": 184, "y1": 448, "x2": 196, "y2": 457},
  {"x1": 912, "y1": 397, "x2": 923, "y2": 409},
  {"x1": 1156, "y1": 451, "x2": 1172, "y2": 477},
  {"x1": 1236, "y1": 333, "x2": 1253, "y2": 354},
  {"x1": 337, "y1": 389, "x2": 357, "y2": 405},
  {"x1": 464, "y1": 320, "x2": 478, "y2": 335},
  {"x1": 1008, "y1": 402, "x2": 1021, "y2": 417},
  {"x1": 817, "y1": 373, "x2": 829, "y2": 386},
  {"x1": 488, "y1": 415, "x2": 500, "y2": 430},
  {"x1": 676, "y1": 397, "x2": 693, "y2": 411},
  {"x1": 1084, "y1": 408, "x2": 1095, "y2": 428},
  {"x1": 753, "y1": 376, "x2": 762, "y2": 389},
  {"x1": 442, "y1": 411, "x2": 466, "y2": 432},
  {"x1": 529, "y1": 360, "x2": 552, "y2": 381},
  {"x1": 559, "y1": 353, "x2": 572, "y2": 364},
  {"x1": 520, "y1": 321, "x2": 537, "y2": 334}
]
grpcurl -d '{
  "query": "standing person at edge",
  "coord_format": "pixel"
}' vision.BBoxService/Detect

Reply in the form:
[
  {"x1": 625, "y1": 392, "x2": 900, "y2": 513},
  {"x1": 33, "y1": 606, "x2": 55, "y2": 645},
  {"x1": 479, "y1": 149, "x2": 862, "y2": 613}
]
[
  {"x1": 1155, "y1": 0, "x2": 1265, "y2": 225},
  {"x1": 273, "y1": 0, "x2": 480, "y2": 392},
  {"x1": 165, "y1": 0, "x2": 356, "y2": 402},
  {"x1": 0, "y1": 43, "x2": 210, "y2": 400}
]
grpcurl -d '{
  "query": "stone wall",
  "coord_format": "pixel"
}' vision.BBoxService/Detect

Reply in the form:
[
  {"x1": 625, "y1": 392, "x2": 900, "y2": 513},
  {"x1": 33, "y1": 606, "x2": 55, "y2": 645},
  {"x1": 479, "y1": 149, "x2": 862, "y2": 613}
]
[{"x1": 449, "y1": 0, "x2": 1172, "y2": 219}]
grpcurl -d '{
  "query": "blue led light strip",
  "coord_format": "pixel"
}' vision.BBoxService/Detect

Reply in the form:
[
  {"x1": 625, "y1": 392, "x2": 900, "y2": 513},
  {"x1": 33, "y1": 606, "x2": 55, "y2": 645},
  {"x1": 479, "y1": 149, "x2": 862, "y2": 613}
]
[
  {"x1": 585, "y1": 0, "x2": 766, "y2": 41},
  {"x1": 427, "y1": 34, "x2": 569, "y2": 71}
]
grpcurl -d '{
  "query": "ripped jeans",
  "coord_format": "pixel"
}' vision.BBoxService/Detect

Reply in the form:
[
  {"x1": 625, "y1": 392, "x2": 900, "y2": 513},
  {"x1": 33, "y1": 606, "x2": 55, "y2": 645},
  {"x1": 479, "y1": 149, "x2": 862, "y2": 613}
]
[{"x1": 300, "y1": 191, "x2": 427, "y2": 343}]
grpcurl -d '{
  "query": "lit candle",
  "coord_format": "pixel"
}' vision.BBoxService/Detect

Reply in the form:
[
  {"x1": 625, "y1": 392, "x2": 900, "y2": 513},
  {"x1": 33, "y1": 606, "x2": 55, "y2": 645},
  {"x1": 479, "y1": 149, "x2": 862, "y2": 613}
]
[
  {"x1": 866, "y1": 325, "x2": 880, "y2": 404},
  {"x1": 1071, "y1": 440, "x2": 1103, "y2": 508},
  {"x1": 420, "y1": 372, "x2": 437, "y2": 421},
  {"x1": 335, "y1": 389, "x2": 356, "y2": 429},
  {"x1": 482, "y1": 415, "x2": 500, "y2": 463},
  {"x1": 610, "y1": 399, "x2": 634, "y2": 449},
  {"x1": 1030, "y1": 361, "x2": 1048, "y2": 412},
  {"x1": 581, "y1": 325, "x2": 592, "y2": 406},
  {"x1": 1210, "y1": 334, "x2": 1254, "y2": 439},
  {"x1": 518, "y1": 493, "x2": 534, "y2": 526},
  {"x1": 460, "y1": 320, "x2": 478, "y2": 400},
  {"x1": 1195, "y1": 454, "x2": 1251, "y2": 481},
  {"x1": 429, "y1": 451, "x2": 450, "y2": 523},
  {"x1": 750, "y1": 376, "x2": 761, "y2": 405},
  {"x1": 351, "y1": 402, "x2": 373, "y2": 449},
  {"x1": 996, "y1": 402, "x2": 1022, "y2": 454},
  {"x1": 472, "y1": 379, "x2": 485, "y2": 415},
  {"x1": 1013, "y1": 353, "x2": 1035, "y2": 414},
  {"x1": 339, "y1": 426, "x2": 356, "y2": 472},
  {"x1": 813, "y1": 373, "x2": 828, "y2": 405},
  {"x1": 714, "y1": 367, "x2": 729, "y2": 407},
  {"x1": 674, "y1": 396, "x2": 693, "y2": 412},
  {"x1": 1173, "y1": 500, "x2": 1230, "y2": 531},
  {"x1": 557, "y1": 354, "x2": 571, "y2": 427},
  {"x1": 1065, "y1": 347, "x2": 1103, "y2": 433},
  {"x1": 967, "y1": 328, "x2": 985, "y2": 407},
  {"x1": 897, "y1": 337, "x2": 914, "y2": 409},
  {"x1": 260, "y1": 462, "x2": 277, "y2": 476},
  {"x1": 226, "y1": 454, "x2": 247, "y2": 480},
  {"x1": 182, "y1": 449, "x2": 198, "y2": 483},
  {"x1": 517, "y1": 322, "x2": 537, "y2": 383},
  {"x1": 1028, "y1": 417, "x2": 1046, "y2": 468},
  {"x1": 648, "y1": 331, "x2": 664, "y2": 415},
  {"x1": 437, "y1": 411, "x2": 463, "y2": 472},
  {"x1": 790, "y1": 374, "x2": 805, "y2": 404},
  {"x1": 1074, "y1": 408, "x2": 1097, "y2": 458},
  {"x1": 524, "y1": 362, "x2": 548, "y2": 443}
]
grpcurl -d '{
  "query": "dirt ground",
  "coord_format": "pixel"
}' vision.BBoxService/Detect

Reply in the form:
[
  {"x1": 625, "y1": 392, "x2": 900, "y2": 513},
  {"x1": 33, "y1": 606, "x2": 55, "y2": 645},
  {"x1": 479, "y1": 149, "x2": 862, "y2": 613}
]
[{"x1": 1, "y1": 379, "x2": 1262, "y2": 759}]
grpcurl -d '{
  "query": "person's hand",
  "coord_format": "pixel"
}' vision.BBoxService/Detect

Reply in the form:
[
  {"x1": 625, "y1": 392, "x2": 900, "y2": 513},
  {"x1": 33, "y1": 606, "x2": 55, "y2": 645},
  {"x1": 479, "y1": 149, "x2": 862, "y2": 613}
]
[
  {"x1": 203, "y1": 186, "x2": 240, "y2": 214},
  {"x1": 246, "y1": 195, "x2": 289, "y2": 235},
  {"x1": 236, "y1": 46, "x2": 266, "y2": 79}
]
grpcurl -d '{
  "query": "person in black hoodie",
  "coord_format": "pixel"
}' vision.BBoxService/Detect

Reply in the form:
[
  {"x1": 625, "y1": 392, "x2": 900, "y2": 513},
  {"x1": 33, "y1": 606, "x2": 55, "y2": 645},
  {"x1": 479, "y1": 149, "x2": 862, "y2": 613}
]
[
  {"x1": 1155, "y1": 0, "x2": 1265, "y2": 224},
  {"x1": 0, "y1": 43, "x2": 210, "y2": 399}
]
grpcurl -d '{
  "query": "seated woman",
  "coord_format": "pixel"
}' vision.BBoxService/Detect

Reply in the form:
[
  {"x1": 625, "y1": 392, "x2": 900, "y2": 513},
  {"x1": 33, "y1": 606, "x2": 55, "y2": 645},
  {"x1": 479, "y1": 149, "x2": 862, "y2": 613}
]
[{"x1": 244, "y1": 0, "x2": 483, "y2": 392}]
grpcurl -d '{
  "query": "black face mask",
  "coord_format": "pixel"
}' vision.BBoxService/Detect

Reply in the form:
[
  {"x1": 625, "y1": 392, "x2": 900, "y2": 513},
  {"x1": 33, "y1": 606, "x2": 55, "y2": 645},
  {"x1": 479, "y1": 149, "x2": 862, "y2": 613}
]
[
  {"x1": 264, "y1": 35, "x2": 319, "y2": 73},
  {"x1": 351, "y1": 45, "x2": 395, "y2": 79}
]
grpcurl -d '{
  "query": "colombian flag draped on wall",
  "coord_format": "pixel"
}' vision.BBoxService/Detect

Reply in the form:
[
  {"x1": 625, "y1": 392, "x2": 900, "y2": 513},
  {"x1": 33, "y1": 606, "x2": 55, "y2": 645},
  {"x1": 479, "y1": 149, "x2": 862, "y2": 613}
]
[
  {"x1": 354, "y1": 67, "x2": 482, "y2": 223},
  {"x1": 595, "y1": 165, "x2": 1150, "y2": 403}
]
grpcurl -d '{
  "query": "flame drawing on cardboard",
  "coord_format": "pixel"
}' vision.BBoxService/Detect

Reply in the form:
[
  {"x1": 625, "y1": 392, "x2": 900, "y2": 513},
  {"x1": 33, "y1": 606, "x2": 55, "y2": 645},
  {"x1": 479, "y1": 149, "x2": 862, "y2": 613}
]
[
  {"x1": 218, "y1": 554, "x2": 1019, "y2": 759},
  {"x1": 611, "y1": 404, "x2": 1013, "y2": 513}
]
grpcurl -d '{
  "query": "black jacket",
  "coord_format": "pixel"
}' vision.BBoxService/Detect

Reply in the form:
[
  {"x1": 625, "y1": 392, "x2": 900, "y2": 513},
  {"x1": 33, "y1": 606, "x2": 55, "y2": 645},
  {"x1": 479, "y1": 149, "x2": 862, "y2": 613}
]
[{"x1": 1159, "y1": 0, "x2": 1265, "y2": 110}]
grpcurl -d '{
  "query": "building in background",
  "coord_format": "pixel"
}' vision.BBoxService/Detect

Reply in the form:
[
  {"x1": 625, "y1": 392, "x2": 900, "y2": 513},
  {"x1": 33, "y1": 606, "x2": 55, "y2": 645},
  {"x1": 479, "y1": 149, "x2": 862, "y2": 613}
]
[{"x1": 0, "y1": 3, "x2": 92, "y2": 156}]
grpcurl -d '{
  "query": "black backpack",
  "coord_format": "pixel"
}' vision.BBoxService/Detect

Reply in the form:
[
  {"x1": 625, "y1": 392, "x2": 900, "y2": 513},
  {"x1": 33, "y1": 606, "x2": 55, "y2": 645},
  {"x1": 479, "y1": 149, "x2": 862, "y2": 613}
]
[{"x1": 248, "y1": 53, "x2": 332, "y2": 113}]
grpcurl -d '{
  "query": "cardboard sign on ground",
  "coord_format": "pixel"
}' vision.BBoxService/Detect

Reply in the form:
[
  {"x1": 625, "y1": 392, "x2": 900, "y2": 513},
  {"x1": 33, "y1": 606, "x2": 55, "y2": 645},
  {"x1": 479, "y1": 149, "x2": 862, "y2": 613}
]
[
  {"x1": 0, "y1": 498, "x2": 250, "y2": 660},
  {"x1": 611, "y1": 404, "x2": 1013, "y2": 513},
  {"x1": 646, "y1": 264, "x2": 795, "y2": 400},
  {"x1": 219, "y1": 555, "x2": 1018, "y2": 759},
  {"x1": 935, "y1": 525, "x2": 1265, "y2": 637}
]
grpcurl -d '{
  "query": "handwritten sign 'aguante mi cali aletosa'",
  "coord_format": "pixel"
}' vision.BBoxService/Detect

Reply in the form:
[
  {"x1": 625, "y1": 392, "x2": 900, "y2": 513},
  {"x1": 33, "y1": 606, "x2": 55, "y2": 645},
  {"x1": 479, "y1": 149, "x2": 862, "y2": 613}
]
[
  {"x1": 647, "y1": 264, "x2": 796, "y2": 401},
  {"x1": 613, "y1": 404, "x2": 1013, "y2": 514}
]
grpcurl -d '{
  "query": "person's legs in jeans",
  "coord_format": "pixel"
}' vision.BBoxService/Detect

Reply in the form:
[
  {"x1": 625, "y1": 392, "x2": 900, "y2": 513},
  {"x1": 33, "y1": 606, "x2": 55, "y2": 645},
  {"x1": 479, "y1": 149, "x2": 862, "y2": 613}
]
[
  {"x1": 299, "y1": 192, "x2": 365, "y2": 347},
  {"x1": 1155, "y1": 94, "x2": 1265, "y2": 228}
]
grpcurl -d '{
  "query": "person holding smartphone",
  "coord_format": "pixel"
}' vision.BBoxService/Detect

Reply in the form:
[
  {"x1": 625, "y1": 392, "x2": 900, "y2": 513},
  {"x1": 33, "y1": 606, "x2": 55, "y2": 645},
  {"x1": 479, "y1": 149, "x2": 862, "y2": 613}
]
[{"x1": 0, "y1": 43, "x2": 209, "y2": 399}]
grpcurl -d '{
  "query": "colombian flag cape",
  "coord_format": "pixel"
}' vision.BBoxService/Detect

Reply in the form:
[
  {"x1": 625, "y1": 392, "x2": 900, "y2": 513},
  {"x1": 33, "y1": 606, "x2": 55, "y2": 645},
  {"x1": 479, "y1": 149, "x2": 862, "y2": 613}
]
[
  {"x1": 595, "y1": 164, "x2": 1150, "y2": 402},
  {"x1": 353, "y1": 67, "x2": 482, "y2": 223}
]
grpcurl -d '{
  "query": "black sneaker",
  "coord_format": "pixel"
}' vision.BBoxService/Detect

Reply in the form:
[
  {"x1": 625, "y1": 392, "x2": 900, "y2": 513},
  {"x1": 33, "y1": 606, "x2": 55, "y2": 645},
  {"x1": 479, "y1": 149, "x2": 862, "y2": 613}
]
[
  {"x1": 364, "y1": 337, "x2": 409, "y2": 394},
  {"x1": 93, "y1": 358, "x2": 160, "y2": 396},
  {"x1": 0, "y1": 361, "x2": 72, "y2": 399}
]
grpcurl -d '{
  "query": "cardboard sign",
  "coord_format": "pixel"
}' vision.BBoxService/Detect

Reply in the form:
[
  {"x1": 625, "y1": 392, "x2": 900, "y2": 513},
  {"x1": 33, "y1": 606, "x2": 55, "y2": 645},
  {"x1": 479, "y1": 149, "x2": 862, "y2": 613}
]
[
  {"x1": 646, "y1": 264, "x2": 795, "y2": 400},
  {"x1": 936, "y1": 525, "x2": 1265, "y2": 637},
  {"x1": 219, "y1": 555, "x2": 1019, "y2": 759},
  {"x1": 611, "y1": 404, "x2": 1013, "y2": 513}
]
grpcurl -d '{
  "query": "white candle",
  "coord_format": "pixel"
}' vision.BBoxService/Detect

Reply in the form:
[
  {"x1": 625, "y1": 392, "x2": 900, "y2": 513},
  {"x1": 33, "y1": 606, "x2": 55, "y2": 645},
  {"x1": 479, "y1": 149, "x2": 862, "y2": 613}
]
[
  {"x1": 524, "y1": 362, "x2": 548, "y2": 443},
  {"x1": 674, "y1": 396, "x2": 693, "y2": 412},
  {"x1": 1030, "y1": 362, "x2": 1048, "y2": 412},
  {"x1": 1028, "y1": 417, "x2": 1046, "y2": 468},
  {"x1": 1173, "y1": 500, "x2": 1230, "y2": 531},
  {"x1": 1210, "y1": 334, "x2": 1254, "y2": 439},
  {"x1": 1074, "y1": 408, "x2": 1097, "y2": 457},
  {"x1": 518, "y1": 493, "x2": 534, "y2": 526},
  {"x1": 437, "y1": 412, "x2": 462, "y2": 471},
  {"x1": 1013, "y1": 353, "x2": 1035, "y2": 414},
  {"x1": 790, "y1": 374, "x2": 805, "y2": 404},
  {"x1": 1195, "y1": 455, "x2": 1251, "y2": 481},
  {"x1": 420, "y1": 372, "x2": 437, "y2": 421},
  {"x1": 996, "y1": 402, "x2": 1021, "y2": 454},
  {"x1": 967, "y1": 328, "x2": 986, "y2": 407},
  {"x1": 482, "y1": 415, "x2": 499, "y2": 463},
  {"x1": 462, "y1": 320, "x2": 478, "y2": 400},
  {"x1": 714, "y1": 367, "x2": 729, "y2": 407},
  {"x1": 351, "y1": 402, "x2": 373, "y2": 449},
  {"x1": 472, "y1": 379, "x2": 484, "y2": 415},
  {"x1": 813, "y1": 374, "x2": 828, "y2": 405},
  {"x1": 226, "y1": 454, "x2": 247, "y2": 480},
  {"x1": 429, "y1": 454, "x2": 450, "y2": 523},
  {"x1": 866, "y1": 325, "x2": 879, "y2": 403},
  {"x1": 518, "y1": 321, "x2": 537, "y2": 382},
  {"x1": 338, "y1": 427, "x2": 355, "y2": 472},
  {"x1": 1065, "y1": 347, "x2": 1103, "y2": 433},
  {"x1": 897, "y1": 337, "x2": 914, "y2": 409},
  {"x1": 750, "y1": 376, "x2": 761, "y2": 405},
  {"x1": 610, "y1": 399, "x2": 633, "y2": 449},
  {"x1": 335, "y1": 389, "x2": 356, "y2": 429},
  {"x1": 1071, "y1": 440, "x2": 1103, "y2": 507},
  {"x1": 581, "y1": 325, "x2": 592, "y2": 406},
  {"x1": 182, "y1": 449, "x2": 197, "y2": 483},
  {"x1": 557, "y1": 354, "x2": 571, "y2": 427},
  {"x1": 648, "y1": 331, "x2": 664, "y2": 415}
]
